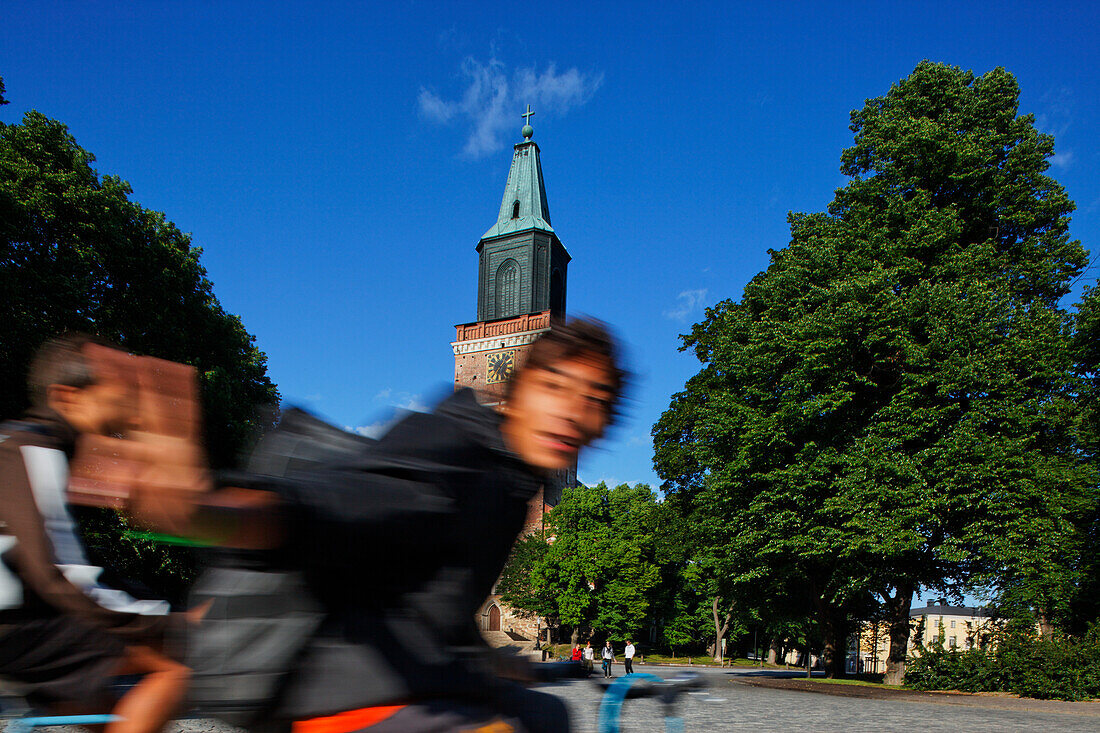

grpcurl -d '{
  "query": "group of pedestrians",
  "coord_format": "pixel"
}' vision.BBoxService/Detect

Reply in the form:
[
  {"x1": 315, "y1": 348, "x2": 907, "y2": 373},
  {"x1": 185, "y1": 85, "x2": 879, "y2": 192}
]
[
  {"x1": 1, "y1": 319, "x2": 627, "y2": 733},
  {"x1": 569, "y1": 640, "x2": 636, "y2": 678}
]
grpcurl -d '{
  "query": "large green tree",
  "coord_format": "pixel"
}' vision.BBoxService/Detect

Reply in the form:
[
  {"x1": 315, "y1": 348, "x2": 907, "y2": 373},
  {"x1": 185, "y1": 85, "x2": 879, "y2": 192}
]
[
  {"x1": 1, "y1": 85, "x2": 278, "y2": 597},
  {"x1": 0, "y1": 106, "x2": 277, "y2": 467},
  {"x1": 654, "y1": 62, "x2": 1089, "y2": 682},
  {"x1": 1063, "y1": 282, "x2": 1100, "y2": 634},
  {"x1": 530, "y1": 483, "x2": 662, "y2": 641},
  {"x1": 497, "y1": 532, "x2": 555, "y2": 632}
]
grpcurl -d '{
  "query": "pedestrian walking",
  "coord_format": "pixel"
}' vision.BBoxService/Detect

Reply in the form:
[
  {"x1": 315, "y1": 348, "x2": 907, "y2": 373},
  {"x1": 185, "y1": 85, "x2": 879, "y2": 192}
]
[
  {"x1": 601, "y1": 640, "x2": 615, "y2": 678},
  {"x1": 624, "y1": 640, "x2": 635, "y2": 674}
]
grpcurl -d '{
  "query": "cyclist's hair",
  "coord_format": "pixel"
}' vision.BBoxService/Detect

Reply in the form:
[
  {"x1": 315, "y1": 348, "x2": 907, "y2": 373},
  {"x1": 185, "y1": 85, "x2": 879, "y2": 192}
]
[
  {"x1": 504, "y1": 317, "x2": 628, "y2": 423},
  {"x1": 28, "y1": 334, "x2": 109, "y2": 407}
]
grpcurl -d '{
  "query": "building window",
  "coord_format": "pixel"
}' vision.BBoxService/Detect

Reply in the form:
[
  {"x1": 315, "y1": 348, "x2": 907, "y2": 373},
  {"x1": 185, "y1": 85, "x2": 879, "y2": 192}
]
[
  {"x1": 949, "y1": 636, "x2": 957, "y2": 649},
  {"x1": 950, "y1": 620, "x2": 956, "y2": 628},
  {"x1": 512, "y1": 200, "x2": 520, "y2": 219},
  {"x1": 496, "y1": 259, "x2": 519, "y2": 318}
]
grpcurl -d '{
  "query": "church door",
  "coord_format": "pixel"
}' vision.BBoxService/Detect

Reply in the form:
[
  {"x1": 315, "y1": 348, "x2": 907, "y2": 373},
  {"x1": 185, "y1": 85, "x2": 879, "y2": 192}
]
[{"x1": 489, "y1": 604, "x2": 501, "y2": 631}]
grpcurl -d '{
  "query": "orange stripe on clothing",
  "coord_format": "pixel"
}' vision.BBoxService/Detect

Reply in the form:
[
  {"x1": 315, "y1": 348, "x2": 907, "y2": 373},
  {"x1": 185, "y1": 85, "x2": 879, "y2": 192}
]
[{"x1": 293, "y1": 705, "x2": 406, "y2": 733}]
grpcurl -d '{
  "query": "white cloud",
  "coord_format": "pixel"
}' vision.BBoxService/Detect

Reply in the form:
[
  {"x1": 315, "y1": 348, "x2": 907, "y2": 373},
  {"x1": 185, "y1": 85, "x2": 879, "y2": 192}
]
[
  {"x1": 664, "y1": 288, "x2": 709, "y2": 322},
  {"x1": 419, "y1": 58, "x2": 603, "y2": 158},
  {"x1": 1050, "y1": 151, "x2": 1074, "y2": 170},
  {"x1": 397, "y1": 394, "x2": 428, "y2": 412},
  {"x1": 418, "y1": 90, "x2": 456, "y2": 123},
  {"x1": 373, "y1": 387, "x2": 427, "y2": 413},
  {"x1": 346, "y1": 422, "x2": 389, "y2": 439},
  {"x1": 1037, "y1": 86, "x2": 1074, "y2": 138}
]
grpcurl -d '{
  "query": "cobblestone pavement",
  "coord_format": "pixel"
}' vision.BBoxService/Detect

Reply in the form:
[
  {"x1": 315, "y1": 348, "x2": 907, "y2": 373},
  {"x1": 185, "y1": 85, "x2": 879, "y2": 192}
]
[
  {"x1": 30, "y1": 665, "x2": 1085, "y2": 733},
  {"x1": 535, "y1": 665, "x2": 1100, "y2": 733}
]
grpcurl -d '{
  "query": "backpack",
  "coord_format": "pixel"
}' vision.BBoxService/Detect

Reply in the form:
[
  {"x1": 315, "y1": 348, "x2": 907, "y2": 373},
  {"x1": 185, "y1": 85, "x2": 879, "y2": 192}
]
[{"x1": 183, "y1": 408, "x2": 373, "y2": 728}]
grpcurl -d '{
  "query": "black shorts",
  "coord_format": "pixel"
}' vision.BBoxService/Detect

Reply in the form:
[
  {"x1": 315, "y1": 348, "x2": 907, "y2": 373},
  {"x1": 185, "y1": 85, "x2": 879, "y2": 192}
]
[{"x1": 0, "y1": 615, "x2": 125, "y2": 708}]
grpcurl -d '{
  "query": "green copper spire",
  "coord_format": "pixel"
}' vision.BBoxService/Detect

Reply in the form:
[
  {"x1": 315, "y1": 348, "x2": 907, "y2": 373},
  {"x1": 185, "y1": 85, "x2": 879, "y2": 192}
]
[
  {"x1": 481, "y1": 106, "x2": 553, "y2": 240},
  {"x1": 474, "y1": 106, "x2": 570, "y2": 322}
]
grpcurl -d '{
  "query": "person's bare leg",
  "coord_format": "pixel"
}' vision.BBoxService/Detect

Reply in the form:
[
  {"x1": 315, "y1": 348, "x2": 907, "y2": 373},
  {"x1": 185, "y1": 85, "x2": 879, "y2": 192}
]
[{"x1": 106, "y1": 645, "x2": 190, "y2": 733}]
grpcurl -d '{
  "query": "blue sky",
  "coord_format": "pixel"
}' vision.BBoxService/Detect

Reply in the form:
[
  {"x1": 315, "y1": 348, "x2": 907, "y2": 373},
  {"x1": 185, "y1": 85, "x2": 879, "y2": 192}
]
[{"x1": 3, "y1": 1, "x2": 1099, "y2": 499}]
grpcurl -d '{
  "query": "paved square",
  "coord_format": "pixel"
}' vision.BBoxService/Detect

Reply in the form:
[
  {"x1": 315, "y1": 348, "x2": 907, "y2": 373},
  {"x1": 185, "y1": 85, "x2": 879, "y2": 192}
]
[{"x1": 536, "y1": 665, "x2": 1100, "y2": 732}]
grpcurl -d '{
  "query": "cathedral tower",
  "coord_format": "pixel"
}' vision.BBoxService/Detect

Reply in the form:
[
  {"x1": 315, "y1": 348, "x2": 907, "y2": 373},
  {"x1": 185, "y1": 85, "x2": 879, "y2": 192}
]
[
  {"x1": 458, "y1": 111, "x2": 576, "y2": 643},
  {"x1": 453, "y1": 111, "x2": 570, "y2": 404}
]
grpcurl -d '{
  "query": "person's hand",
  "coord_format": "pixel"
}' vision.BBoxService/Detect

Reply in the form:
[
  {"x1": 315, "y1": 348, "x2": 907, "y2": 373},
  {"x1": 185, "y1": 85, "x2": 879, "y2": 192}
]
[{"x1": 68, "y1": 348, "x2": 212, "y2": 534}]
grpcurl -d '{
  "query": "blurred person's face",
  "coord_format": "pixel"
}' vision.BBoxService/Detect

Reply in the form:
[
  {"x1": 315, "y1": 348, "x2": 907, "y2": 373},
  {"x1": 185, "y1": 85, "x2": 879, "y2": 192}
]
[
  {"x1": 48, "y1": 348, "x2": 136, "y2": 436},
  {"x1": 501, "y1": 353, "x2": 614, "y2": 472}
]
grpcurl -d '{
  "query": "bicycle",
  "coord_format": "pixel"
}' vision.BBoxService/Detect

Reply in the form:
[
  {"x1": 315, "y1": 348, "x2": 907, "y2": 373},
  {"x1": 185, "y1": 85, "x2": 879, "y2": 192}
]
[
  {"x1": 594, "y1": 671, "x2": 705, "y2": 733},
  {"x1": 1, "y1": 683, "x2": 119, "y2": 733},
  {"x1": 535, "y1": 662, "x2": 707, "y2": 733}
]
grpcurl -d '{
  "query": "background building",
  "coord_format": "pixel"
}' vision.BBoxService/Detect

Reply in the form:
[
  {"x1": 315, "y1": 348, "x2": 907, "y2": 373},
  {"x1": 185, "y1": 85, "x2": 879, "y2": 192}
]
[{"x1": 909, "y1": 603, "x2": 998, "y2": 652}]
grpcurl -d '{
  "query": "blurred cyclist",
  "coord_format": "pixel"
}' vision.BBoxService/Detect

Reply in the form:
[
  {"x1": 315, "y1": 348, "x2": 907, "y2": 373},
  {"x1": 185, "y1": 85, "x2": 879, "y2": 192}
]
[
  {"x1": 248, "y1": 318, "x2": 626, "y2": 733},
  {"x1": 0, "y1": 336, "x2": 190, "y2": 733}
]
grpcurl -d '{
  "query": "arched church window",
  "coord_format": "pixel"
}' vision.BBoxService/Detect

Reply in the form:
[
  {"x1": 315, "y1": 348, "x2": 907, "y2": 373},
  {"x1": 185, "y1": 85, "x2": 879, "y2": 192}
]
[
  {"x1": 496, "y1": 260, "x2": 519, "y2": 318},
  {"x1": 512, "y1": 201, "x2": 521, "y2": 219}
]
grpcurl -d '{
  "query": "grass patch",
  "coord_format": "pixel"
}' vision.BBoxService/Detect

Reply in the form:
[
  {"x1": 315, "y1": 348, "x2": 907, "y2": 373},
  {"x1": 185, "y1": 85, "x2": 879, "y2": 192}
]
[
  {"x1": 640, "y1": 653, "x2": 770, "y2": 667},
  {"x1": 808, "y1": 676, "x2": 904, "y2": 690}
]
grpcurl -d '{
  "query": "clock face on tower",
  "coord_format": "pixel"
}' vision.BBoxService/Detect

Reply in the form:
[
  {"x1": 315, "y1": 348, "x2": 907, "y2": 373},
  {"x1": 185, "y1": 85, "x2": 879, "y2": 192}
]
[{"x1": 486, "y1": 349, "x2": 516, "y2": 384}]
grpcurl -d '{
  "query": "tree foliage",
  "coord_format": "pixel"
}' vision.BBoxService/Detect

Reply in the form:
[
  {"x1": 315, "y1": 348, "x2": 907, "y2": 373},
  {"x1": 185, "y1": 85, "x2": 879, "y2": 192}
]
[
  {"x1": 0, "y1": 91, "x2": 278, "y2": 599},
  {"x1": 524, "y1": 483, "x2": 662, "y2": 640},
  {"x1": 905, "y1": 624, "x2": 1100, "y2": 701},
  {"x1": 0, "y1": 108, "x2": 278, "y2": 467},
  {"x1": 1064, "y1": 283, "x2": 1100, "y2": 634},
  {"x1": 497, "y1": 532, "x2": 554, "y2": 621},
  {"x1": 653, "y1": 61, "x2": 1091, "y2": 680}
]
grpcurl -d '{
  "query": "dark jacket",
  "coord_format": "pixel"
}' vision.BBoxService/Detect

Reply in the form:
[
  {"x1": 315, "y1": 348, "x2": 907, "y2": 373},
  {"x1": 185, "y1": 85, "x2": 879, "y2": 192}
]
[
  {"x1": 268, "y1": 389, "x2": 542, "y2": 718},
  {"x1": 0, "y1": 407, "x2": 167, "y2": 639}
]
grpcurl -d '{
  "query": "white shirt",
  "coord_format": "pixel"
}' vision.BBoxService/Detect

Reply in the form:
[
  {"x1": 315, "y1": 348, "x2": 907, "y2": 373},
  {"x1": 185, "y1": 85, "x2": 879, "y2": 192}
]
[
  {"x1": 583, "y1": 646, "x2": 594, "y2": 660},
  {"x1": 625, "y1": 643, "x2": 636, "y2": 659}
]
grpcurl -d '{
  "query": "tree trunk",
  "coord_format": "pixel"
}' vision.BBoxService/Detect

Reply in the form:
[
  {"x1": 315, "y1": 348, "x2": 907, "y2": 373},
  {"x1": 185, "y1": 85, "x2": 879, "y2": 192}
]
[
  {"x1": 882, "y1": 582, "x2": 915, "y2": 686},
  {"x1": 711, "y1": 596, "x2": 734, "y2": 661},
  {"x1": 570, "y1": 626, "x2": 580, "y2": 645},
  {"x1": 766, "y1": 635, "x2": 781, "y2": 665},
  {"x1": 818, "y1": 608, "x2": 850, "y2": 679},
  {"x1": 1037, "y1": 610, "x2": 1054, "y2": 642}
]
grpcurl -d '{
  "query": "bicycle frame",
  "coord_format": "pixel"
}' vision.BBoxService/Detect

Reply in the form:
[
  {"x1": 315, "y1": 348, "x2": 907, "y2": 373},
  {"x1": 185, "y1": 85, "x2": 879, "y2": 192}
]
[{"x1": 597, "y1": 672, "x2": 689, "y2": 733}]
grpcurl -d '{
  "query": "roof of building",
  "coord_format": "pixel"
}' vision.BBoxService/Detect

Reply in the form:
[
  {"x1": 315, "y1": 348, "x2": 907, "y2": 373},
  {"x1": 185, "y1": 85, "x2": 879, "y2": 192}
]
[
  {"x1": 481, "y1": 134, "x2": 554, "y2": 242},
  {"x1": 910, "y1": 605, "x2": 995, "y2": 618}
]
